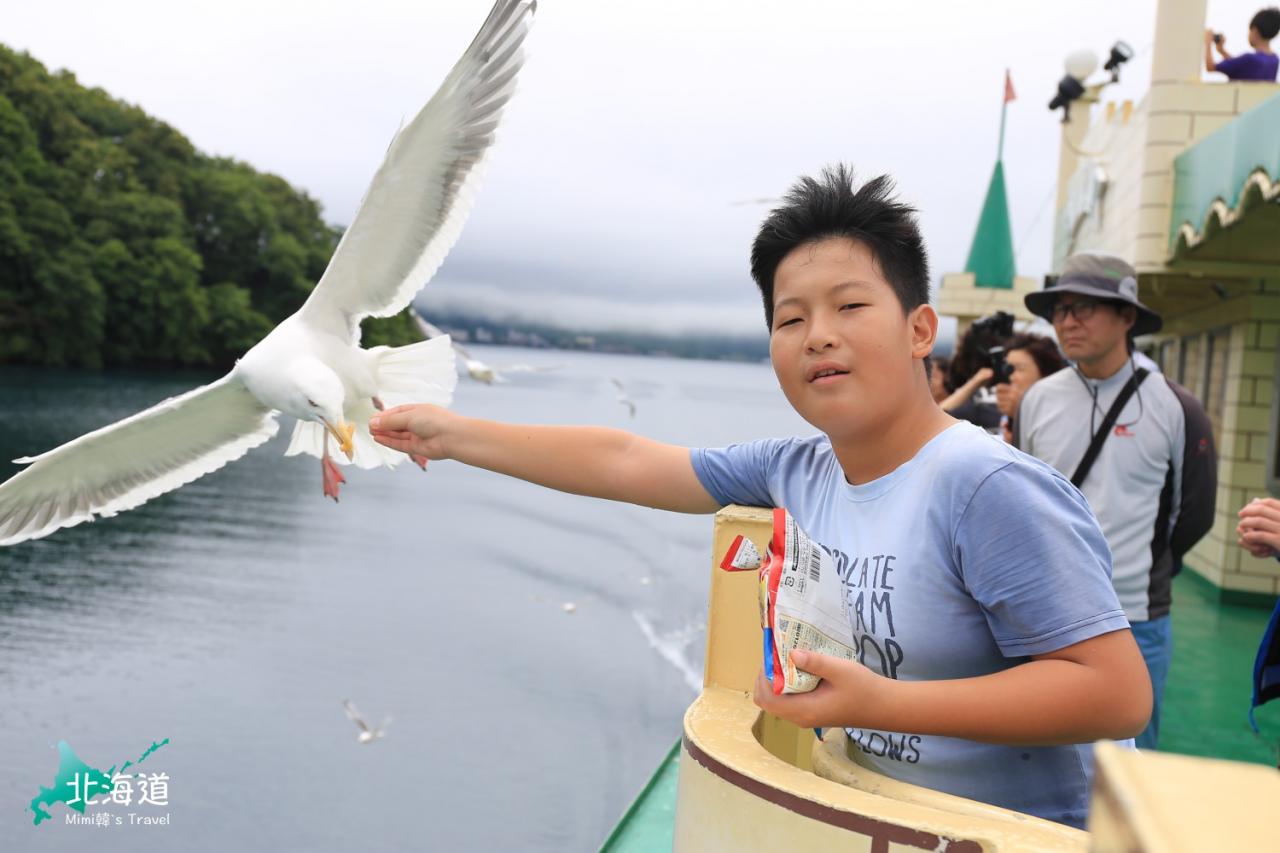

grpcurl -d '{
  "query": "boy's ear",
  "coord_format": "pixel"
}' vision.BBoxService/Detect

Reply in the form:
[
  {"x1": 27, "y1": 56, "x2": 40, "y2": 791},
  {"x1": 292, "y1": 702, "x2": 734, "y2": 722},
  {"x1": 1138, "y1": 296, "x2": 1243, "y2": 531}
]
[{"x1": 908, "y1": 303, "x2": 939, "y2": 360}]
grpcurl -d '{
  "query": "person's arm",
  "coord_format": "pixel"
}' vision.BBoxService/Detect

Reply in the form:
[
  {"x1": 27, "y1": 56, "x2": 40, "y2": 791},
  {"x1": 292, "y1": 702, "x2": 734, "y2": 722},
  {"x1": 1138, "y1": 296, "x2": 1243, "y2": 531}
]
[
  {"x1": 994, "y1": 381, "x2": 1022, "y2": 418},
  {"x1": 754, "y1": 629, "x2": 1150, "y2": 744},
  {"x1": 369, "y1": 404, "x2": 721, "y2": 513},
  {"x1": 1204, "y1": 29, "x2": 1235, "y2": 73},
  {"x1": 940, "y1": 367, "x2": 994, "y2": 413}
]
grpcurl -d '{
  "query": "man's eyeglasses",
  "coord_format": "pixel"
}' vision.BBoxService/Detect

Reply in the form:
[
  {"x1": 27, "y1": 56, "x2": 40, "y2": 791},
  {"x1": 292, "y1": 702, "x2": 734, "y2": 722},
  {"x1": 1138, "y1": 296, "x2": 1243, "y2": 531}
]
[{"x1": 1051, "y1": 299, "x2": 1100, "y2": 323}]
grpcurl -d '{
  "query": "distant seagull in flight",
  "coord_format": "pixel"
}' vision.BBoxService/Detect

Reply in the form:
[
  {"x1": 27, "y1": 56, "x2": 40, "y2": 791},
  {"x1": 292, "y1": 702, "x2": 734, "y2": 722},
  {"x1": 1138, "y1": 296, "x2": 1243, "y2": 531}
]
[
  {"x1": 611, "y1": 378, "x2": 637, "y2": 418},
  {"x1": 413, "y1": 310, "x2": 560, "y2": 385},
  {"x1": 343, "y1": 699, "x2": 392, "y2": 745},
  {"x1": 0, "y1": 0, "x2": 537, "y2": 545}
]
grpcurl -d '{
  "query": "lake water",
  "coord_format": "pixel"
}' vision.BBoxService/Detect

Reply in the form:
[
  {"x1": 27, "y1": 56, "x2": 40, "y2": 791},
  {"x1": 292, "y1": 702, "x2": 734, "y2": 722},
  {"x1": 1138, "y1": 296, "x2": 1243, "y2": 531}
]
[{"x1": 0, "y1": 346, "x2": 812, "y2": 852}]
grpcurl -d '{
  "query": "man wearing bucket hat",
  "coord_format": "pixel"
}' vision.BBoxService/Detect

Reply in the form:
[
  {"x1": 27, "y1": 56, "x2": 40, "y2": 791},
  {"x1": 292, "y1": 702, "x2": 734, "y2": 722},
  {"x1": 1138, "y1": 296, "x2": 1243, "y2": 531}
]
[{"x1": 1017, "y1": 252, "x2": 1217, "y2": 750}]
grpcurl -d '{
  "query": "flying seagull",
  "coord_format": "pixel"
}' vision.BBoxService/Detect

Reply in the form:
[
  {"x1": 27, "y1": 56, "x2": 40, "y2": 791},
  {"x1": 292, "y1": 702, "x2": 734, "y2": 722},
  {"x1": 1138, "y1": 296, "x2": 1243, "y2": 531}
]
[
  {"x1": 0, "y1": 0, "x2": 537, "y2": 546},
  {"x1": 412, "y1": 310, "x2": 560, "y2": 385},
  {"x1": 610, "y1": 378, "x2": 637, "y2": 418},
  {"x1": 343, "y1": 699, "x2": 392, "y2": 745}
]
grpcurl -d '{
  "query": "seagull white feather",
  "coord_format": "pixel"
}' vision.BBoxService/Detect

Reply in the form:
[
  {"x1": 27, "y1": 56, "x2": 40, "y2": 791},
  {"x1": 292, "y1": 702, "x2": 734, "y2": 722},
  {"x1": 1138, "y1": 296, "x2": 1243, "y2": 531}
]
[
  {"x1": 343, "y1": 699, "x2": 393, "y2": 745},
  {"x1": 0, "y1": 0, "x2": 537, "y2": 547}
]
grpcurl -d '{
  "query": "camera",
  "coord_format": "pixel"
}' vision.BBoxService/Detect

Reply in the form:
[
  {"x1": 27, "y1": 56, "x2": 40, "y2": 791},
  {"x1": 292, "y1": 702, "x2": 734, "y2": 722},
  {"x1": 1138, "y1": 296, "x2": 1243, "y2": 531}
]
[
  {"x1": 967, "y1": 311, "x2": 1016, "y2": 385},
  {"x1": 1213, "y1": 32, "x2": 1224, "y2": 46},
  {"x1": 969, "y1": 310, "x2": 1014, "y2": 342},
  {"x1": 986, "y1": 347, "x2": 1014, "y2": 386}
]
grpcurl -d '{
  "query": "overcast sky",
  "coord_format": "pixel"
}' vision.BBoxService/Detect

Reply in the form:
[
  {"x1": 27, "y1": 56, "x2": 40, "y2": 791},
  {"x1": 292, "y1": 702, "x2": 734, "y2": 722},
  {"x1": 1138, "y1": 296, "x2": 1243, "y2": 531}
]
[{"x1": 6, "y1": 0, "x2": 1262, "y2": 335}]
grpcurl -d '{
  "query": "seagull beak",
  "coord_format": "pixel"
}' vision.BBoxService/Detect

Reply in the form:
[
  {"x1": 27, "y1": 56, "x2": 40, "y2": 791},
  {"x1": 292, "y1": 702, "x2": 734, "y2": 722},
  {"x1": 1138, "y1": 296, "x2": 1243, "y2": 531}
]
[{"x1": 322, "y1": 418, "x2": 356, "y2": 460}]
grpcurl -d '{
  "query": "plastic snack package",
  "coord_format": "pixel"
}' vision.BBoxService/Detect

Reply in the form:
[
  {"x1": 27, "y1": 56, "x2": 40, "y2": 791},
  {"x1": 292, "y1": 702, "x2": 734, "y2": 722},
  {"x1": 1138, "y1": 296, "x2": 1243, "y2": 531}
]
[{"x1": 720, "y1": 507, "x2": 856, "y2": 694}]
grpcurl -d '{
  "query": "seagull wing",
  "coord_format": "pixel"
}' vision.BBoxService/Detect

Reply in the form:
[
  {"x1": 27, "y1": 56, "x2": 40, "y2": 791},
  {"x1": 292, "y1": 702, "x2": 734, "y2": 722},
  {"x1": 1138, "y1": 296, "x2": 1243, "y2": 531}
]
[
  {"x1": 343, "y1": 699, "x2": 370, "y2": 732},
  {"x1": 300, "y1": 0, "x2": 536, "y2": 338},
  {"x1": 412, "y1": 311, "x2": 449, "y2": 342},
  {"x1": 0, "y1": 374, "x2": 278, "y2": 547},
  {"x1": 413, "y1": 310, "x2": 474, "y2": 361}
]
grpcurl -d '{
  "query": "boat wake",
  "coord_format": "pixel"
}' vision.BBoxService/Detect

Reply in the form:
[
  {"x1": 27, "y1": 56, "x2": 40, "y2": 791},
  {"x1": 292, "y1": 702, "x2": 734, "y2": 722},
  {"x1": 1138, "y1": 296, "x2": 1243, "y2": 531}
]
[{"x1": 631, "y1": 610, "x2": 705, "y2": 694}]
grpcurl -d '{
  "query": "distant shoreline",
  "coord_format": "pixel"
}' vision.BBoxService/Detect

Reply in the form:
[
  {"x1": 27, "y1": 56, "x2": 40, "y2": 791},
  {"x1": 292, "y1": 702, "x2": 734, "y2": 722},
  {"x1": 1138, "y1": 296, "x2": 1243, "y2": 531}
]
[{"x1": 417, "y1": 306, "x2": 770, "y2": 363}]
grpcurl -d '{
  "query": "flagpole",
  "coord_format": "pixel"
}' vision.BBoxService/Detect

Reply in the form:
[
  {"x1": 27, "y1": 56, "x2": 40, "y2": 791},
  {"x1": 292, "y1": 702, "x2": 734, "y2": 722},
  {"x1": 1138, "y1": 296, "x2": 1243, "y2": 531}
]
[
  {"x1": 993, "y1": 96, "x2": 1003, "y2": 161},
  {"x1": 997, "y1": 88, "x2": 1008, "y2": 162}
]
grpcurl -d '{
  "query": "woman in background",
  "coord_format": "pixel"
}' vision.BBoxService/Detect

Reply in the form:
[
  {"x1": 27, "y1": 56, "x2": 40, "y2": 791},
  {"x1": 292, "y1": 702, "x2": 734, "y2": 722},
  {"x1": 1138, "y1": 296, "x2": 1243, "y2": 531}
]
[{"x1": 998, "y1": 333, "x2": 1068, "y2": 444}]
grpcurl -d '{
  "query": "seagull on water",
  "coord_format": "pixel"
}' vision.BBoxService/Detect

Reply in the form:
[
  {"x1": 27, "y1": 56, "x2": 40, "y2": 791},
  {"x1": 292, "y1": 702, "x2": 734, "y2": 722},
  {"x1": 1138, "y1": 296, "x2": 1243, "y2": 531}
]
[
  {"x1": 0, "y1": 0, "x2": 536, "y2": 546},
  {"x1": 343, "y1": 699, "x2": 392, "y2": 745}
]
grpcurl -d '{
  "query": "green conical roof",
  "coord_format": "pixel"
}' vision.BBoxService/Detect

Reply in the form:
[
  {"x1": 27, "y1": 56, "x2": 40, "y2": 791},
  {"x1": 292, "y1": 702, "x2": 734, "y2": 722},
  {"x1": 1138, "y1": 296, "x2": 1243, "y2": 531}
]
[{"x1": 964, "y1": 160, "x2": 1016, "y2": 289}]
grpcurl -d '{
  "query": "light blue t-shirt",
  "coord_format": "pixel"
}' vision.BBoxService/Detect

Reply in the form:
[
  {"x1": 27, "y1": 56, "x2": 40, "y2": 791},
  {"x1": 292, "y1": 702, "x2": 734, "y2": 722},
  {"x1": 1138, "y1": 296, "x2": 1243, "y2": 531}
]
[{"x1": 691, "y1": 421, "x2": 1129, "y2": 828}]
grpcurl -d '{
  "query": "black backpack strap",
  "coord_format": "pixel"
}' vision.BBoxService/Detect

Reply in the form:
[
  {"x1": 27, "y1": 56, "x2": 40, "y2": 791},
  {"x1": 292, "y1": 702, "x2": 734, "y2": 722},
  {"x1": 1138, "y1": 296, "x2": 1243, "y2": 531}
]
[
  {"x1": 1071, "y1": 368, "x2": 1150, "y2": 488},
  {"x1": 1164, "y1": 377, "x2": 1217, "y2": 572}
]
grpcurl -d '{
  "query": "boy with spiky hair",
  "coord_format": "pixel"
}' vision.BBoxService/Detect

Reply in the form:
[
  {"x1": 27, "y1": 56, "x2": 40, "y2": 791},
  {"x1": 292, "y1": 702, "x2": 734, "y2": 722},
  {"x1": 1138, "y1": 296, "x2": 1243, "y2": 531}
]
[{"x1": 369, "y1": 165, "x2": 1151, "y2": 827}]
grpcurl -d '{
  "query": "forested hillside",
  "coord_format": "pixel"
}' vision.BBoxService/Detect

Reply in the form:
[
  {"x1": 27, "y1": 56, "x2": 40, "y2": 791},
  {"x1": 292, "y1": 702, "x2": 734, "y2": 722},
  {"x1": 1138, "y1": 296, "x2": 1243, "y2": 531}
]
[{"x1": 0, "y1": 45, "x2": 419, "y2": 369}]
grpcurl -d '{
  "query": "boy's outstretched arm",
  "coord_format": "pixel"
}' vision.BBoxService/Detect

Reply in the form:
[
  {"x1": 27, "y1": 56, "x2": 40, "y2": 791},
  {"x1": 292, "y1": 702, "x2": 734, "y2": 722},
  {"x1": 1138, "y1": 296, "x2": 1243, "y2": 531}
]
[
  {"x1": 369, "y1": 404, "x2": 722, "y2": 514},
  {"x1": 754, "y1": 628, "x2": 1152, "y2": 745}
]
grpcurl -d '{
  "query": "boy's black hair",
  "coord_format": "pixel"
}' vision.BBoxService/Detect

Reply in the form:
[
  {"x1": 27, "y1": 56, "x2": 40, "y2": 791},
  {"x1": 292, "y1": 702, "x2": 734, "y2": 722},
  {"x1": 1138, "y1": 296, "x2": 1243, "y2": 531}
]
[
  {"x1": 749, "y1": 164, "x2": 930, "y2": 329},
  {"x1": 1253, "y1": 7, "x2": 1280, "y2": 39}
]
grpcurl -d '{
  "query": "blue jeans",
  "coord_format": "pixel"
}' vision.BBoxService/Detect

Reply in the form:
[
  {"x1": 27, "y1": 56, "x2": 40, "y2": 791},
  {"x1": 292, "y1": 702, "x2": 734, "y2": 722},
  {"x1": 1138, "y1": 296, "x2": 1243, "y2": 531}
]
[{"x1": 1130, "y1": 615, "x2": 1173, "y2": 750}]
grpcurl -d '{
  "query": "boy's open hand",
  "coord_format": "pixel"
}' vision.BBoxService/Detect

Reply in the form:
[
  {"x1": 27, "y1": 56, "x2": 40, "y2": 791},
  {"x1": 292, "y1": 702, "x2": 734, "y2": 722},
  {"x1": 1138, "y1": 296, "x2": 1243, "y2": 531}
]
[
  {"x1": 369, "y1": 404, "x2": 459, "y2": 461},
  {"x1": 752, "y1": 649, "x2": 883, "y2": 730}
]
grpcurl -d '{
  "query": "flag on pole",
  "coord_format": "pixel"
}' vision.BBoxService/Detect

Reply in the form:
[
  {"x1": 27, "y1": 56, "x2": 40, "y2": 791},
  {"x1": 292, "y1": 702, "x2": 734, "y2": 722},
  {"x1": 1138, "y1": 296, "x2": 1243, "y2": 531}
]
[
  {"x1": 972, "y1": 70, "x2": 1017, "y2": 286},
  {"x1": 997, "y1": 69, "x2": 1015, "y2": 160}
]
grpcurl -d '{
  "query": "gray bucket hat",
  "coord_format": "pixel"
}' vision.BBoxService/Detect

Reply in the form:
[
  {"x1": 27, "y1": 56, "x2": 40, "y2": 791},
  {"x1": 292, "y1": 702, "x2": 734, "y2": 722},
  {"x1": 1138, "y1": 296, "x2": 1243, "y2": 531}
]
[{"x1": 1025, "y1": 253, "x2": 1162, "y2": 336}]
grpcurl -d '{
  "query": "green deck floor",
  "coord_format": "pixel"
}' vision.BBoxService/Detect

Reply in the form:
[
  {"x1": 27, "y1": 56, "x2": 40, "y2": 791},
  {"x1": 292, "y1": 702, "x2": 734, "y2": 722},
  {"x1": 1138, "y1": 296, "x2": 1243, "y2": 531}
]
[
  {"x1": 601, "y1": 571, "x2": 1280, "y2": 850},
  {"x1": 1162, "y1": 571, "x2": 1279, "y2": 766},
  {"x1": 599, "y1": 740, "x2": 680, "y2": 852}
]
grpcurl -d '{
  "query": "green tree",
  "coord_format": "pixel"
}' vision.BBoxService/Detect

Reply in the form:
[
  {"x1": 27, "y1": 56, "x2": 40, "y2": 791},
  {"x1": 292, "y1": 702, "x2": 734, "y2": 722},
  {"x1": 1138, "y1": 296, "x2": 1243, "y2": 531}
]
[{"x1": 0, "y1": 44, "x2": 422, "y2": 371}]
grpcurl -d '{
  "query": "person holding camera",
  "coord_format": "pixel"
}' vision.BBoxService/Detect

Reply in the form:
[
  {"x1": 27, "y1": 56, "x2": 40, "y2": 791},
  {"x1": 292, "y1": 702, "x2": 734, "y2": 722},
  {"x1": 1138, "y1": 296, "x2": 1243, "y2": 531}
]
[
  {"x1": 941, "y1": 313, "x2": 1012, "y2": 431},
  {"x1": 1017, "y1": 253, "x2": 1217, "y2": 750},
  {"x1": 1205, "y1": 8, "x2": 1280, "y2": 81},
  {"x1": 928, "y1": 354, "x2": 994, "y2": 422},
  {"x1": 939, "y1": 366, "x2": 995, "y2": 417},
  {"x1": 997, "y1": 333, "x2": 1068, "y2": 444}
]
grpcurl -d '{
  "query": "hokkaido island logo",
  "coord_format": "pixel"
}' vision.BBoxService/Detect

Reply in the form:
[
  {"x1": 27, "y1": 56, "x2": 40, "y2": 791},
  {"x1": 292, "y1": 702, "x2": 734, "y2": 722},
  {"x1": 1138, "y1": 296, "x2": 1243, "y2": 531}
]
[{"x1": 29, "y1": 738, "x2": 171, "y2": 828}]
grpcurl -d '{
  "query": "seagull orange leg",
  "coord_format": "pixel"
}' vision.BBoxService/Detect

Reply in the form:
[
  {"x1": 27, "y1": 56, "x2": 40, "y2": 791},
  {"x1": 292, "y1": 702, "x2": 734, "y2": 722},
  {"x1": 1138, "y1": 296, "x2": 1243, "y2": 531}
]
[{"x1": 322, "y1": 435, "x2": 346, "y2": 502}]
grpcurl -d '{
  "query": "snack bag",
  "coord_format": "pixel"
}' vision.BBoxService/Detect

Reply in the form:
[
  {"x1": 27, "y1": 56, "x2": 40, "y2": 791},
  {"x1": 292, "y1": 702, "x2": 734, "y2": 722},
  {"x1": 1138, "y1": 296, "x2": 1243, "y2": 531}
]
[{"x1": 720, "y1": 508, "x2": 856, "y2": 694}]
